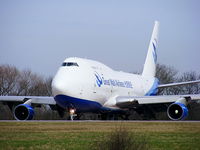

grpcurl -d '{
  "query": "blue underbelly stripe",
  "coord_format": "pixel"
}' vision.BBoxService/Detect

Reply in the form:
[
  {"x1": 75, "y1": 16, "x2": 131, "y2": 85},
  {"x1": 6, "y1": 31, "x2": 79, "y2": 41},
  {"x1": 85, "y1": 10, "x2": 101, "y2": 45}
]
[
  {"x1": 54, "y1": 94, "x2": 103, "y2": 113},
  {"x1": 54, "y1": 94, "x2": 124, "y2": 114}
]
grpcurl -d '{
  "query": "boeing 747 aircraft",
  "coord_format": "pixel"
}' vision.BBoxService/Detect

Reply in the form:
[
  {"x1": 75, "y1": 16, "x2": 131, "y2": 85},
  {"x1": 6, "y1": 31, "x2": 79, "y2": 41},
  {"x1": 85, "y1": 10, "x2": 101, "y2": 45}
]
[{"x1": 0, "y1": 21, "x2": 200, "y2": 120}]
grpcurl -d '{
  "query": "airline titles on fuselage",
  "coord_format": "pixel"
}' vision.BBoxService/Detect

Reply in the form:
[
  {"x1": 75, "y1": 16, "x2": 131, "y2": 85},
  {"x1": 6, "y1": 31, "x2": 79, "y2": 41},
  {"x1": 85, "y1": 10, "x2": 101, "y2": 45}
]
[{"x1": 94, "y1": 72, "x2": 133, "y2": 88}]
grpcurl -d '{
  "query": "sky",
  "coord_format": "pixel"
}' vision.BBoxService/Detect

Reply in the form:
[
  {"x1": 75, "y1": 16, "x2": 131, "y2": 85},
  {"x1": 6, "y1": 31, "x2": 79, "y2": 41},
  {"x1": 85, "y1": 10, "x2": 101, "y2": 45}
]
[{"x1": 0, "y1": 0, "x2": 200, "y2": 77}]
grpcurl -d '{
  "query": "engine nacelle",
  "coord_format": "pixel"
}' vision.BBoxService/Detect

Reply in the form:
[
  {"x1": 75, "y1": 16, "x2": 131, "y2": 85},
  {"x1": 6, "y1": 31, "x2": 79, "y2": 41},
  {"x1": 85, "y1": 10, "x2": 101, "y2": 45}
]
[
  {"x1": 167, "y1": 102, "x2": 188, "y2": 120},
  {"x1": 14, "y1": 104, "x2": 34, "y2": 120}
]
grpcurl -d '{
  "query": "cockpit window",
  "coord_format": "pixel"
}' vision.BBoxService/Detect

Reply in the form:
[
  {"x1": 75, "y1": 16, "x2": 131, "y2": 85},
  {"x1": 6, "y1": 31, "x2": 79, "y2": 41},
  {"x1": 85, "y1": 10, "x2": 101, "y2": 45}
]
[{"x1": 62, "y1": 62, "x2": 79, "y2": 67}]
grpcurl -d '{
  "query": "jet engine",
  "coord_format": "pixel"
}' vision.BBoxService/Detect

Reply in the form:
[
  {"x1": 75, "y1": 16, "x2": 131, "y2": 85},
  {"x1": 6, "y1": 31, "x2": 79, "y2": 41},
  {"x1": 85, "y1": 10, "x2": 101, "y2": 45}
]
[
  {"x1": 14, "y1": 104, "x2": 34, "y2": 120},
  {"x1": 167, "y1": 99, "x2": 188, "y2": 120}
]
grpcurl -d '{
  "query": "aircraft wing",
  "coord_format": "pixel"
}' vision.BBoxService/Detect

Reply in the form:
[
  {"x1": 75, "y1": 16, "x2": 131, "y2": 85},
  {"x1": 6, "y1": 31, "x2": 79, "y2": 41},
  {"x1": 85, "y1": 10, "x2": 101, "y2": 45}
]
[
  {"x1": 116, "y1": 94, "x2": 200, "y2": 108},
  {"x1": 0, "y1": 96, "x2": 56, "y2": 105},
  {"x1": 0, "y1": 96, "x2": 57, "y2": 120},
  {"x1": 158, "y1": 80, "x2": 200, "y2": 88}
]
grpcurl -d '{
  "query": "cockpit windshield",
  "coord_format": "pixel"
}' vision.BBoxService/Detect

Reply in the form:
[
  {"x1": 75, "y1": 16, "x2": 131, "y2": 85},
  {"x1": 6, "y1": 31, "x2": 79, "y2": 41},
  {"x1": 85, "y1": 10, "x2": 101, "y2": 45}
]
[{"x1": 62, "y1": 62, "x2": 79, "y2": 67}]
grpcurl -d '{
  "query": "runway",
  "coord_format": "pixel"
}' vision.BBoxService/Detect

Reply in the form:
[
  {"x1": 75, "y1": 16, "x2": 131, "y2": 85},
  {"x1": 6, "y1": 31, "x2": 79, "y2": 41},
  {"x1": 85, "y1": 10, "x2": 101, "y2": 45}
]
[{"x1": 1, "y1": 120, "x2": 200, "y2": 123}]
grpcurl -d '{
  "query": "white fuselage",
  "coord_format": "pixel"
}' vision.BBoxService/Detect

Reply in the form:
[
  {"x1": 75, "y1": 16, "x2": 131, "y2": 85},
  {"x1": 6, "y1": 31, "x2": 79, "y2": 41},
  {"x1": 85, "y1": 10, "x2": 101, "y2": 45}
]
[{"x1": 51, "y1": 57, "x2": 158, "y2": 111}]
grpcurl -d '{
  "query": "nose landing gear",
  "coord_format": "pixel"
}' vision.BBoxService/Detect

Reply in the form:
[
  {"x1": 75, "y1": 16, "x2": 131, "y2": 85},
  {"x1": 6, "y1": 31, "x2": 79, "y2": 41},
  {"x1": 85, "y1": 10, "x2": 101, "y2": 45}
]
[{"x1": 69, "y1": 108, "x2": 77, "y2": 120}]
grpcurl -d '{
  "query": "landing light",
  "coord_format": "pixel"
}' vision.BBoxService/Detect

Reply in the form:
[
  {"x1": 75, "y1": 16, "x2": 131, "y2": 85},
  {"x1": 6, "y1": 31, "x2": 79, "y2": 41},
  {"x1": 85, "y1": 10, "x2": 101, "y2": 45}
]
[
  {"x1": 70, "y1": 109, "x2": 75, "y2": 114},
  {"x1": 69, "y1": 108, "x2": 76, "y2": 121},
  {"x1": 175, "y1": 110, "x2": 178, "y2": 114}
]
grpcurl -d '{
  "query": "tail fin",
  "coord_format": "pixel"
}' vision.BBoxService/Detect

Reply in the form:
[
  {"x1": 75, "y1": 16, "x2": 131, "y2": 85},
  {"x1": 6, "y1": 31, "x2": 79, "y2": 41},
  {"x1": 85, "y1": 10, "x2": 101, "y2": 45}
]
[{"x1": 142, "y1": 21, "x2": 160, "y2": 77}]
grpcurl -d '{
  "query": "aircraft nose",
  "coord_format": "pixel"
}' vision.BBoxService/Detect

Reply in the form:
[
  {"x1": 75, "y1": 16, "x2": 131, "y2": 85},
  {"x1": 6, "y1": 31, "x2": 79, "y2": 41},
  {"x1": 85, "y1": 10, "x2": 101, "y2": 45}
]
[{"x1": 51, "y1": 76, "x2": 66, "y2": 96}]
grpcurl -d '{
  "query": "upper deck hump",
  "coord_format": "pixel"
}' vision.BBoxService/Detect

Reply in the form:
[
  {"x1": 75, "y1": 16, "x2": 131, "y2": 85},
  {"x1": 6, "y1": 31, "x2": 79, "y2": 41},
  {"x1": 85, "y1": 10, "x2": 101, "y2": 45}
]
[{"x1": 63, "y1": 57, "x2": 113, "y2": 71}]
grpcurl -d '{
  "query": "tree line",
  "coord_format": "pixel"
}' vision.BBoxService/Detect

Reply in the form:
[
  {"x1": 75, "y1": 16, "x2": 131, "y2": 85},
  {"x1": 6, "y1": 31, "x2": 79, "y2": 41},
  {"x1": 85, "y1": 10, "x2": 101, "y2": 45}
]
[
  {"x1": 0, "y1": 64, "x2": 200, "y2": 120},
  {"x1": 156, "y1": 64, "x2": 200, "y2": 95},
  {"x1": 0, "y1": 64, "x2": 52, "y2": 96}
]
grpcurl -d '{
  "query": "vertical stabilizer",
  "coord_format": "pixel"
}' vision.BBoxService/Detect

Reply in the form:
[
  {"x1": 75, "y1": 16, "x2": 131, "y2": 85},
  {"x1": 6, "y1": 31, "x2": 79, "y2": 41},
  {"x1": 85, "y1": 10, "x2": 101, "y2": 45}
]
[{"x1": 142, "y1": 21, "x2": 159, "y2": 77}]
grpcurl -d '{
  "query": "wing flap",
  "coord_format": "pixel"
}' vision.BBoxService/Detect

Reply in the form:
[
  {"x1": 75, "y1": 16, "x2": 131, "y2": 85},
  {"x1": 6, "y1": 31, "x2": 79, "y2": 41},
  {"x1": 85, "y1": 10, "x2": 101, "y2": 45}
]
[{"x1": 116, "y1": 94, "x2": 200, "y2": 108}]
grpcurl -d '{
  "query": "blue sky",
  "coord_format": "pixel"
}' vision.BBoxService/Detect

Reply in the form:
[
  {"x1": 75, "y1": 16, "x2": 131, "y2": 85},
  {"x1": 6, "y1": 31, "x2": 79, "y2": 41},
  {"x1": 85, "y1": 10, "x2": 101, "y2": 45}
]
[{"x1": 0, "y1": 0, "x2": 200, "y2": 77}]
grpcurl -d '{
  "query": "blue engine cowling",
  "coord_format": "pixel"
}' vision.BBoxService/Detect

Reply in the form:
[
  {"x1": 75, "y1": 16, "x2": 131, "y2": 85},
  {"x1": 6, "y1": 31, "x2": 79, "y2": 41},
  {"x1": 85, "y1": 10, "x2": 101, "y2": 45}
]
[
  {"x1": 167, "y1": 102, "x2": 188, "y2": 120},
  {"x1": 14, "y1": 104, "x2": 34, "y2": 120}
]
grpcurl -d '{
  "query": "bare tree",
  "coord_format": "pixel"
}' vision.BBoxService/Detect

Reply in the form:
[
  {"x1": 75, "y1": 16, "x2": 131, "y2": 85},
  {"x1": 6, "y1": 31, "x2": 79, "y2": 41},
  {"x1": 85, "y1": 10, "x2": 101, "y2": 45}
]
[
  {"x1": 0, "y1": 65, "x2": 19, "y2": 96},
  {"x1": 156, "y1": 64, "x2": 181, "y2": 95},
  {"x1": 156, "y1": 64, "x2": 200, "y2": 95},
  {"x1": 14, "y1": 70, "x2": 32, "y2": 96},
  {"x1": 178, "y1": 71, "x2": 200, "y2": 94},
  {"x1": 0, "y1": 65, "x2": 53, "y2": 96},
  {"x1": 156, "y1": 64, "x2": 178, "y2": 84},
  {"x1": 45, "y1": 77, "x2": 53, "y2": 96}
]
